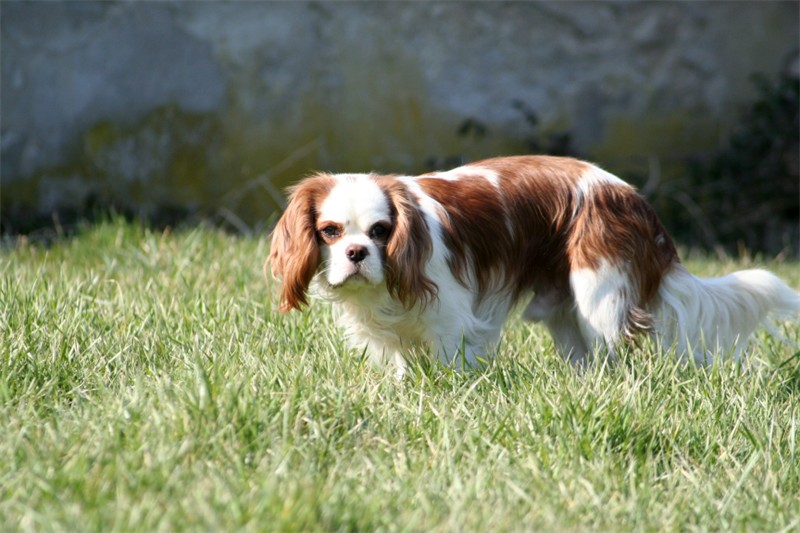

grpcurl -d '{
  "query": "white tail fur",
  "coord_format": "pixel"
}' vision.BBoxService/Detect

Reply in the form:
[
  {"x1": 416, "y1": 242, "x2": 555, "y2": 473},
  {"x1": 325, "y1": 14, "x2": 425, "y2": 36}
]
[{"x1": 653, "y1": 264, "x2": 800, "y2": 363}]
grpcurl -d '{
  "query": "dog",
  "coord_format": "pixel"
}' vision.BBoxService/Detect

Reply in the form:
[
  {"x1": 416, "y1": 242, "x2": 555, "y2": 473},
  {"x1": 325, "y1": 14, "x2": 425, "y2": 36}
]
[{"x1": 267, "y1": 155, "x2": 800, "y2": 377}]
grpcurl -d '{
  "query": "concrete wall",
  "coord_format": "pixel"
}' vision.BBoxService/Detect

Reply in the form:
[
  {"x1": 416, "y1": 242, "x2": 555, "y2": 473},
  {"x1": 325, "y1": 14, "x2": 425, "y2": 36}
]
[{"x1": 2, "y1": 1, "x2": 798, "y2": 228}]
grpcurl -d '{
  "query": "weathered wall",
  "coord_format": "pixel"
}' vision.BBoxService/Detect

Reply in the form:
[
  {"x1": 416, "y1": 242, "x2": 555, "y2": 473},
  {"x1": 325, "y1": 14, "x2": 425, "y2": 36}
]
[{"x1": 2, "y1": 1, "x2": 798, "y2": 229}]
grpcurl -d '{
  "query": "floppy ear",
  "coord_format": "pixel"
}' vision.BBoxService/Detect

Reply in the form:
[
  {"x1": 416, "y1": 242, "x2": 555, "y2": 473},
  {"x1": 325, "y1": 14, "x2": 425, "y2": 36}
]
[
  {"x1": 267, "y1": 176, "x2": 332, "y2": 312},
  {"x1": 378, "y1": 177, "x2": 438, "y2": 309}
]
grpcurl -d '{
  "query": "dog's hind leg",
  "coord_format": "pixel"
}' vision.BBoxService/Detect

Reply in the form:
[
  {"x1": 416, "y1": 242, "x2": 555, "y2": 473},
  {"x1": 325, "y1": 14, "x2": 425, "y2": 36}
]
[
  {"x1": 569, "y1": 260, "x2": 651, "y2": 362},
  {"x1": 523, "y1": 289, "x2": 590, "y2": 365}
]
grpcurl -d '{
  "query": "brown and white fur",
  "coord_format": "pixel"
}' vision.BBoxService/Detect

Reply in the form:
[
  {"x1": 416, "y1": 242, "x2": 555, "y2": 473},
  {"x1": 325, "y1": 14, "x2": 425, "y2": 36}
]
[{"x1": 268, "y1": 156, "x2": 800, "y2": 377}]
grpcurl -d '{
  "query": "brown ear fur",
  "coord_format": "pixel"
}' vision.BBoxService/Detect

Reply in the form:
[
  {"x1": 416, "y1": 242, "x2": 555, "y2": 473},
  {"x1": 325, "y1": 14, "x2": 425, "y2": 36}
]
[
  {"x1": 267, "y1": 175, "x2": 334, "y2": 312},
  {"x1": 377, "y1": 177, "x2": 438, "y2": 309}
]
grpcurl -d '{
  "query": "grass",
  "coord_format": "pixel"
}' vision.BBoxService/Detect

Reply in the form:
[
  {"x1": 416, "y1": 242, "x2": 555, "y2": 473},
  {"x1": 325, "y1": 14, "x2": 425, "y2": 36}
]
[{"x1": 2, "y1": 218, "x2": 799, "y2": 532}]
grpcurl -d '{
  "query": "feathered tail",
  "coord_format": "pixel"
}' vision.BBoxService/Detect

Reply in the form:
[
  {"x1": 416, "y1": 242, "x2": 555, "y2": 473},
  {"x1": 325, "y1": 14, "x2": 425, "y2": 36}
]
[{"x1": 653, "y1": 264, "x2": 800, "y2": 363}]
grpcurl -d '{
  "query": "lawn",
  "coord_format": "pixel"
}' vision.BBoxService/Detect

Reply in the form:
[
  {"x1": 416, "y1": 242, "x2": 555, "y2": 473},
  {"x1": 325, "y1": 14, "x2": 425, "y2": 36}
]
[{"x1": 2, "y1": 219, "x2": 799, "y2": 532}]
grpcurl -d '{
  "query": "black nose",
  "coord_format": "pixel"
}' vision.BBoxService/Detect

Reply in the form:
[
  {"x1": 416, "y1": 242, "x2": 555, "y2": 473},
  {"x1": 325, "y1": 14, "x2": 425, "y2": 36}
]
[{"x1": 346, "y1": 244, "x2": 368, "y2": 263}]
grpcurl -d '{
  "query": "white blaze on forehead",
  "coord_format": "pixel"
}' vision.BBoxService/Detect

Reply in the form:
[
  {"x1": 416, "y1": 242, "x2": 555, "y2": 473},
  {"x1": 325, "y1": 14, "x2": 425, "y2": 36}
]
[{"x1": 318, "y1": 174, "x2": 391, "y2": 230}]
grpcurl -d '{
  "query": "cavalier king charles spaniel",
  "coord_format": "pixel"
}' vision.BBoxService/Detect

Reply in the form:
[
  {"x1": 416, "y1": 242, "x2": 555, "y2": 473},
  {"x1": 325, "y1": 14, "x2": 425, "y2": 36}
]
[{"x1": 268, "y1": 156, "x2": 799, "y2": 377}]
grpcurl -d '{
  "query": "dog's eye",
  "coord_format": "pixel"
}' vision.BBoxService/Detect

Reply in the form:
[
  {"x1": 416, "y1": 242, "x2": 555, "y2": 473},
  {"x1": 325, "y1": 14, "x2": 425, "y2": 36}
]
[
  {"x1": 320, "y1": 225, "x2": 340, "y2": 239},
  {"x1": 369, "y1": 224, "x2": 389, "y2": 239}
]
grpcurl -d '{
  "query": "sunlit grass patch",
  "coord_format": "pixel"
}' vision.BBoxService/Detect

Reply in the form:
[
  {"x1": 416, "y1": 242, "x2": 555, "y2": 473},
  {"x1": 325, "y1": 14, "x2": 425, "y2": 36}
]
[{"x1": 2, "y1": 219, "x2": 799, "y2": 532}]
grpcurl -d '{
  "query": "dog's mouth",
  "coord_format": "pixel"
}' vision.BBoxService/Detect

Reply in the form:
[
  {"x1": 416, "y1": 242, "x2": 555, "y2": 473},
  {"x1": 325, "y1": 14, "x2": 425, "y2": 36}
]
[{"x1": 328, "y1": 270, "x2": 370, "y2": 289}]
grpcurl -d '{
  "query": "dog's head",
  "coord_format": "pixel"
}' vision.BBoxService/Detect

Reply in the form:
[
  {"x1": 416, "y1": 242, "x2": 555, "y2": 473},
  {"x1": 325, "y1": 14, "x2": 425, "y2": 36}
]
[{"x1": 267, "y1": 173, "x2": 437, "y2": 312}]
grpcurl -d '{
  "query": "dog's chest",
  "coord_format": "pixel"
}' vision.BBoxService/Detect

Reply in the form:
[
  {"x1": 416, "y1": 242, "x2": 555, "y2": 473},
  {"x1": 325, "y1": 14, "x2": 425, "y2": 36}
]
[{"x1": 335, "y1": 297, "x2": 429, "y2": 346}]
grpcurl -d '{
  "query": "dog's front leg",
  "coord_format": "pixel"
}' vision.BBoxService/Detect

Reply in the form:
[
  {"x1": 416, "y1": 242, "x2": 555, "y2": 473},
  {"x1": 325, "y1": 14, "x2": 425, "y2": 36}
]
[{"x1": 432, "y1": 334, "x2": 490, "y2": 372}]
